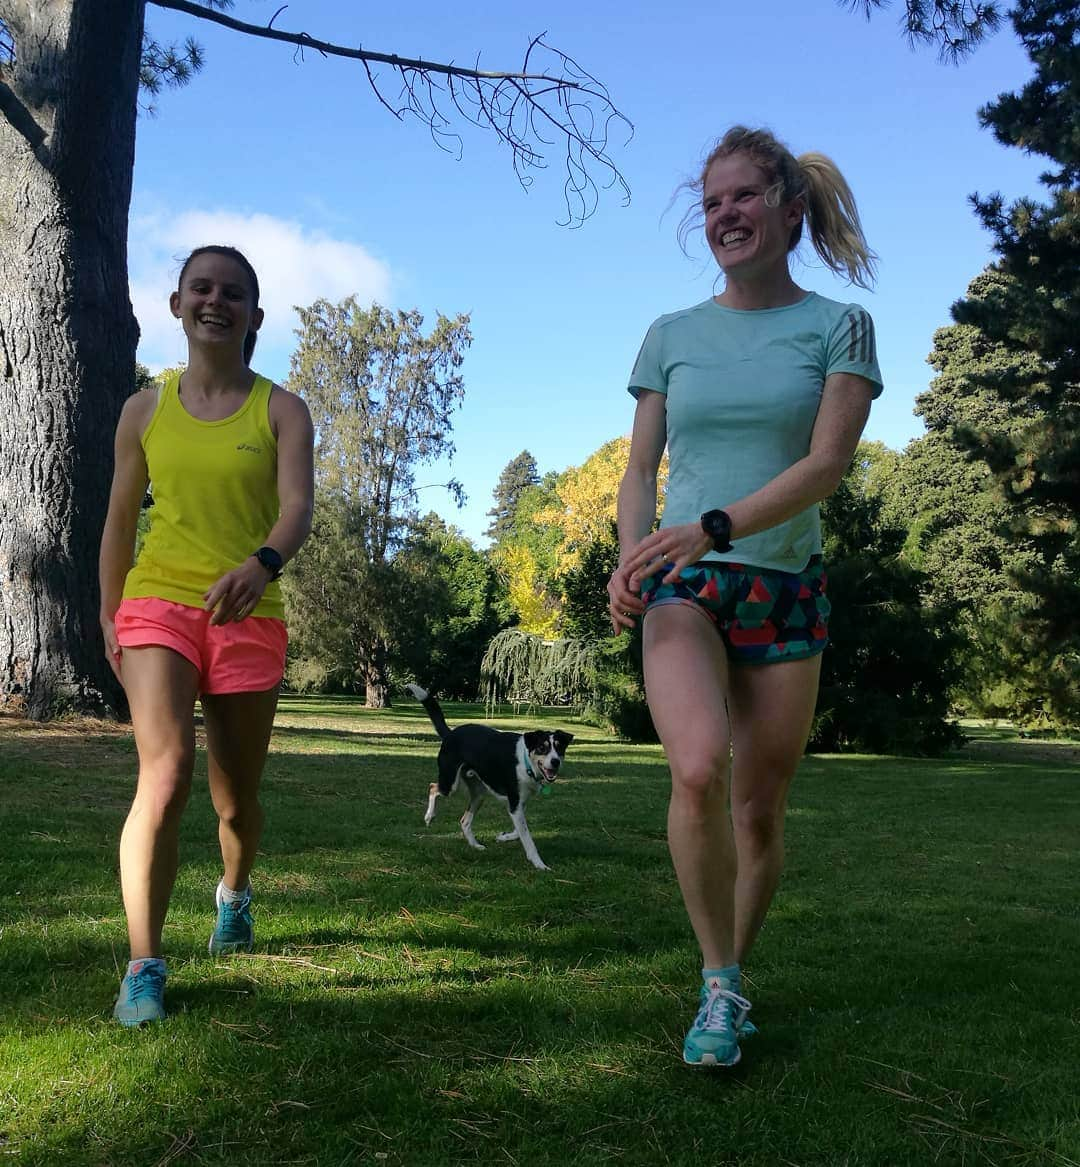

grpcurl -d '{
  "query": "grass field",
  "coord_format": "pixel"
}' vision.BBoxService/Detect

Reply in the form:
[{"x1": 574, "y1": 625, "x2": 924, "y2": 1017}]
[{"x1": 1, "y1": 697, "x2": 1078, "y2": 1166}]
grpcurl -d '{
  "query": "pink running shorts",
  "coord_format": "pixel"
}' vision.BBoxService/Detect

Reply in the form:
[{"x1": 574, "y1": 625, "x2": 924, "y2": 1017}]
[{"x1": 114, "y1": 597, "x2": 287, "y2": 694}]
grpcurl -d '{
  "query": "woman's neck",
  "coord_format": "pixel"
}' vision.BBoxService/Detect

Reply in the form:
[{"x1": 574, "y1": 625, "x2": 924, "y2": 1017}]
[
  {"x1": 181, "y1": 349, "x2": 254, "y2": 396},
  {"x1": 714, "y1": 267, "x2": 806, "y2": 311}
]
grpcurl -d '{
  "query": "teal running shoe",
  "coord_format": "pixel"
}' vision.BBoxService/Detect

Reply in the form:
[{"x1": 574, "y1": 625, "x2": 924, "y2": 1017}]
[
  {"x1": 113, "y1": 959, "x2": 167, "y2": 1027},
  {"x1": 682, "y1": 976, "x2": 752, "y2": 1067},
  {"x1": 208, "y1": 882, "x2": 254, "y2": 955}
]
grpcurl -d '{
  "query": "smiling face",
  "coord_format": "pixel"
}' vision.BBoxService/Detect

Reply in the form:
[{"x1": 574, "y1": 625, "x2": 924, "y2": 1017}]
[
  {"x1": 170, "y1": 251, "x2": 263, "y2": 355},
  {"x1": 524, "y1": 730, "x2": 574, "y2": 784},
  {"x1": 702, "y1": 153, "x2": 804, "y2": 280}
]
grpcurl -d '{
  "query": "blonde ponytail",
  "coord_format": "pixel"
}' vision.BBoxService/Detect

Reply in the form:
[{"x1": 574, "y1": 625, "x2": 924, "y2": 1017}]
[{"x1": 797, "y1": 152, "x2": 877, "y2": 290}]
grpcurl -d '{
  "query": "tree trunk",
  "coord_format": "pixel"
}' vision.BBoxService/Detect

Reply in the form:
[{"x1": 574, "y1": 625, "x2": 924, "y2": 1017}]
[
  {"x1": 362, "y1": 638, "x2": 391, "y2": 709},
  {"x1": 0, "y1": 0, "x2": 144, "y2": 717}
]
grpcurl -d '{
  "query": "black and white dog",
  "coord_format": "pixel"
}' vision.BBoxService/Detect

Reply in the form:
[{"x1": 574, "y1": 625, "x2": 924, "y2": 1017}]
[{"x1": 406, "y1": 683, "x2": 574, "y2": 872}]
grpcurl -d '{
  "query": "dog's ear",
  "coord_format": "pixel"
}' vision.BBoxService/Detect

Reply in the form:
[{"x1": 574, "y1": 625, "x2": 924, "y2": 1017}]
[
  {"x1": 554, "y1": 731, "x2": 574, "y2": 751},
  {"x1": 523, "y1": 730, "x2": 548, "y2": 751}
]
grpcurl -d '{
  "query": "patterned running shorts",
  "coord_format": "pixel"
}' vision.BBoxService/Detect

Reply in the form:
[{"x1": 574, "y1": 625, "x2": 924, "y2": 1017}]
[{"x1": 640, "y1": 555, "x2": 830, "y2": 665}]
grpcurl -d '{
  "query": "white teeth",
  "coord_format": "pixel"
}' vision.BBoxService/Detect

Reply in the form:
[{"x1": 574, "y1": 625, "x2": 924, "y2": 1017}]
[{"x1": 721, "y1": 230, "x2": 751, "y2": 247}]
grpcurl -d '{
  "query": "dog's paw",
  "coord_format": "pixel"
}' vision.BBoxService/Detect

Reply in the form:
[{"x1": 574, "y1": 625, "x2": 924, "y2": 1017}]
[
  {"x1": 495, "y1": 830, "x2": 519, "y2": 843},
  {"x1": 531, "y1": 860, "x2": 552, "y2": 872}
]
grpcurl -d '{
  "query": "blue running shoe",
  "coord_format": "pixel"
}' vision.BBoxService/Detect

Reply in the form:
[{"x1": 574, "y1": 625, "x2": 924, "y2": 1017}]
[
  {"x1": 208, "y1": 882, "x2": 254, "y2": 955},
  {"x1": 113, "y1": 959, "x2": 167, "y2": 1027},
  {"x1": 683, "y1": 975, "x2": 752, "y2": 1067}
]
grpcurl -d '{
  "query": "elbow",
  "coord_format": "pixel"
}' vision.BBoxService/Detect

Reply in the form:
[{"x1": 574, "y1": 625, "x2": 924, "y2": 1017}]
[
  {"x1": 814, "y1": 454, "x2": 853, "y2": 502},
  {"x1": 622, "y1": 463, "x2": 658, "y2": 495}
]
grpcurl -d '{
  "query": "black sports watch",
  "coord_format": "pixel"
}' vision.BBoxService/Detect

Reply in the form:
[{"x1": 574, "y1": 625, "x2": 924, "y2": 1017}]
[
  {"x1": 700, "y1": 509, "x2": 734, "y2": 553},
  {"x1": 252, "y1": 545, "x2": 284, "y2": 580}
]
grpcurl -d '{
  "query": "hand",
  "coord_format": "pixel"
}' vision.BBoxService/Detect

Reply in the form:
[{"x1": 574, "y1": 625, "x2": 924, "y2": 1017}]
[
  {"x1": 101, "y1": 618, "x2": 124, "y2": 684},
  {"x1": 204, "y1": 557, "x2": 270, "y2": 626},
  {"x1": 621, "y1": 522, "x2": 713, "y2": 590},
  {"x1": 607, "y1": 560, "x2": 646, "y2": 634}
]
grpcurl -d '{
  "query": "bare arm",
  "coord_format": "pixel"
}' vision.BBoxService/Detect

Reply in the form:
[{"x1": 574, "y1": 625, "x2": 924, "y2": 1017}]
[
  {"x1": 621, "y1": 372, "x2": 877, "y2": 585},
  {"x1": 99, "y1": 392, "x2": 155, "y2": 678},
  {"x1": 203, "y1": 387, "x2": 315, "y2": 624},
  {"x1": 607, "y1": 390, "x2": 666, "y2": 632},
  {"x1": 262, "y1": 388, "x2": 316, "y2": 562}
]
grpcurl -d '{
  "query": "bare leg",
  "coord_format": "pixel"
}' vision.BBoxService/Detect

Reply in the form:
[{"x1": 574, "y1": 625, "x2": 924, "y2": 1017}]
[
  {"x1": 643, "y1": 605, "x2": 735, "y2": 969},
  {"x1": 728, "y1": 654, "x2": 821, "y2": 963},
  {"x1": 118, "y1": 647, "x2": 200, "y2": 958},
  {"x1": 201, "y1": 686, "x2": 279, "y2": 893}
]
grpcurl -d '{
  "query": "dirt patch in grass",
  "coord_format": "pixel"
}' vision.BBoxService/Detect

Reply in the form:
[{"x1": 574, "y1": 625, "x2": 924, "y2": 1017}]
[{"x1": 0, "y1": 713, "x2": 135, "y2": 769}]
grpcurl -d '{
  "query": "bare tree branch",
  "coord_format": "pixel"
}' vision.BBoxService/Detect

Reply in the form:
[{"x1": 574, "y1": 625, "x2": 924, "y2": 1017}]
[
  {"x1": 146, "y1": 0, "x2": 631, "y2": 224},
  {"x1": 0, "y1": 77, "x2": 46, "y2": 155}
]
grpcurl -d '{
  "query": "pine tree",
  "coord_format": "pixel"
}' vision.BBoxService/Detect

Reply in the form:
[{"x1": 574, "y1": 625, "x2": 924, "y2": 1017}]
[
  {"x1": 485, "y1": 452, "x2": 539, "y2": 543},
  {"x1": 949, "y1": 0, "x2": 1080, "y2": 723}
]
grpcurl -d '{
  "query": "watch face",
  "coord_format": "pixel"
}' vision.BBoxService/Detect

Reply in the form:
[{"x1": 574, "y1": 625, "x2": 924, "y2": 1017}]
[{"x1": 702, "y1": 510, "x2": 731, "y2": 549}]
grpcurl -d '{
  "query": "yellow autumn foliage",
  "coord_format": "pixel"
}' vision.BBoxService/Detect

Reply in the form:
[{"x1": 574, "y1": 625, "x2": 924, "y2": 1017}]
[
  {"x1": 535, "y1": 436, "x2": 667, "y2": 576},
  {"x1": 495, "y1": 542, "x2": 561, "y2": 639}
]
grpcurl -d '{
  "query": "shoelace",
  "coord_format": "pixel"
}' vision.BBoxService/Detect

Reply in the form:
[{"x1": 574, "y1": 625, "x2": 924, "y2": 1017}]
[
  {"x1": 697, "y1": 987, "x2": 752, "y2": 1034},
  {"x1": 217, "y1": 898, "x2": 251, "y2": 935},
  {"x1": 127, "y1": 967, "x2": 165, "y2": 1002}
]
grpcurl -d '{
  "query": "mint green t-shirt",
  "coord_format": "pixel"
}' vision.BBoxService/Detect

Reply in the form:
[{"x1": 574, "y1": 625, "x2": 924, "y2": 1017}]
[{"x1": 628, "y1": 292, "x2": 884, "y2": 572}]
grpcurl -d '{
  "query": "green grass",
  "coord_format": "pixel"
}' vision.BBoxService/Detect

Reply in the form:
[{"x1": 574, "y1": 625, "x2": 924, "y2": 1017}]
[{"x1": 1, "y1": 696, "x2": 1078, "y2": 1166}]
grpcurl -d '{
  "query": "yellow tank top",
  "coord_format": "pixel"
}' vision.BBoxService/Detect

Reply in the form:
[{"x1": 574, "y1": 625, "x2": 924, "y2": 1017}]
[{"x1": 122, "y1": 372, "x2": 284, "y2": 619}]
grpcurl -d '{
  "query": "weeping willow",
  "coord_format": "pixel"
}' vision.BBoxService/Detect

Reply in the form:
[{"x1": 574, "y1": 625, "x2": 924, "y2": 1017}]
[{"x1": 481, "y1": 628, "x2": 598, "y2": 713}]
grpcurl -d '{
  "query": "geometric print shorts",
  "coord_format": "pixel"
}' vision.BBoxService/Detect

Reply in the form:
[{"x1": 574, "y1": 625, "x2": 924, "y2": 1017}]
[{"x1": 640, "y1": 555, "x2": 830, "y2": 665}]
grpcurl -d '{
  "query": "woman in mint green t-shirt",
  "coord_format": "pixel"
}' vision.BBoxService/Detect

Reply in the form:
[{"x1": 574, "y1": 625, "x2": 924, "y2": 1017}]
[{"x1": 609, "y1": 126, "x2": 883, "y2": 1068}]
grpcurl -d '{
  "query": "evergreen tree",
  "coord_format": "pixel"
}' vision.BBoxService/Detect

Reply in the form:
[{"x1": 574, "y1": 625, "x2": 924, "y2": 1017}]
[
  {"x1": 485, "y1": 451, "x2": 539, "y2": 543},
  {"x1": 814, "y1": 444, "x2": 964, "y2": 754},
  {"x1": 948, "y1": 0, "x2": 1080, "y2": 723},
  {"x1": 884, "y1": 271, "x2": 1041, "y2": 718},
  {"x1": 286, "y1": 299, "x2": 471, "y2": 707},
  {"x1": 392, "y1": 513, "x2": 508, "y2": 700}
]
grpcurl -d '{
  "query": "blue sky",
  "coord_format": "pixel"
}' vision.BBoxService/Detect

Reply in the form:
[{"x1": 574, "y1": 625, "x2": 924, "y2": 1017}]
[{"x1": 132, "y1": 0, "x2": 1045, "y2": 545}]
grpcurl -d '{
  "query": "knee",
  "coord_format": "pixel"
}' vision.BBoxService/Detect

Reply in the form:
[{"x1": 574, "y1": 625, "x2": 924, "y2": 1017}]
[
  {"x1": 733, "y1": 800, "x2": 784, "y2": 855},
  {"x1": 670, "y1": 756, "x2": 729, "y2": 812},
  {"x1": 136, "y1": 755, "x2": 193, "y2": 821},
  {"x1": 214, "y1": 791, "x2": 263, "y2": 830}
]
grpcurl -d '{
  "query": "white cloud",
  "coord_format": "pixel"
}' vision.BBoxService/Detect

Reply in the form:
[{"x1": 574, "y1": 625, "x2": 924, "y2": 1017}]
[{"x1": 129, "y1": 208, "x2": 392, "y2": 381}]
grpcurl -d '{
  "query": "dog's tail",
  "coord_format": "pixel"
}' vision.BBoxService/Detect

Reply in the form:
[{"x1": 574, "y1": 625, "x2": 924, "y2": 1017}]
[{"x1": 406, "y1": 683, "x2": 452, "y2": 741}]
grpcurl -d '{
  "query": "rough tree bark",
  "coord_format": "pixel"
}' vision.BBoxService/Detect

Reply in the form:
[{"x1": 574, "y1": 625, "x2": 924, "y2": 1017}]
[{"x1": 0, "y1": 0, "x2": 143, "y2": 716}]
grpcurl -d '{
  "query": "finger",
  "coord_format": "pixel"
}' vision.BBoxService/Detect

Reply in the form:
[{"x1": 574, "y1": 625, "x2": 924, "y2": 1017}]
[{"x1": 210, "y1": 602, "x2": 234, "y2": 627}]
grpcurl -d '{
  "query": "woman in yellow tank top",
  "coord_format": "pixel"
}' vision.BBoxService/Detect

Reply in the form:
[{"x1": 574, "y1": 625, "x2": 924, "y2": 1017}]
[{"x1": 99, "y1": 246, "x2": 315, "y2": 1026}]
